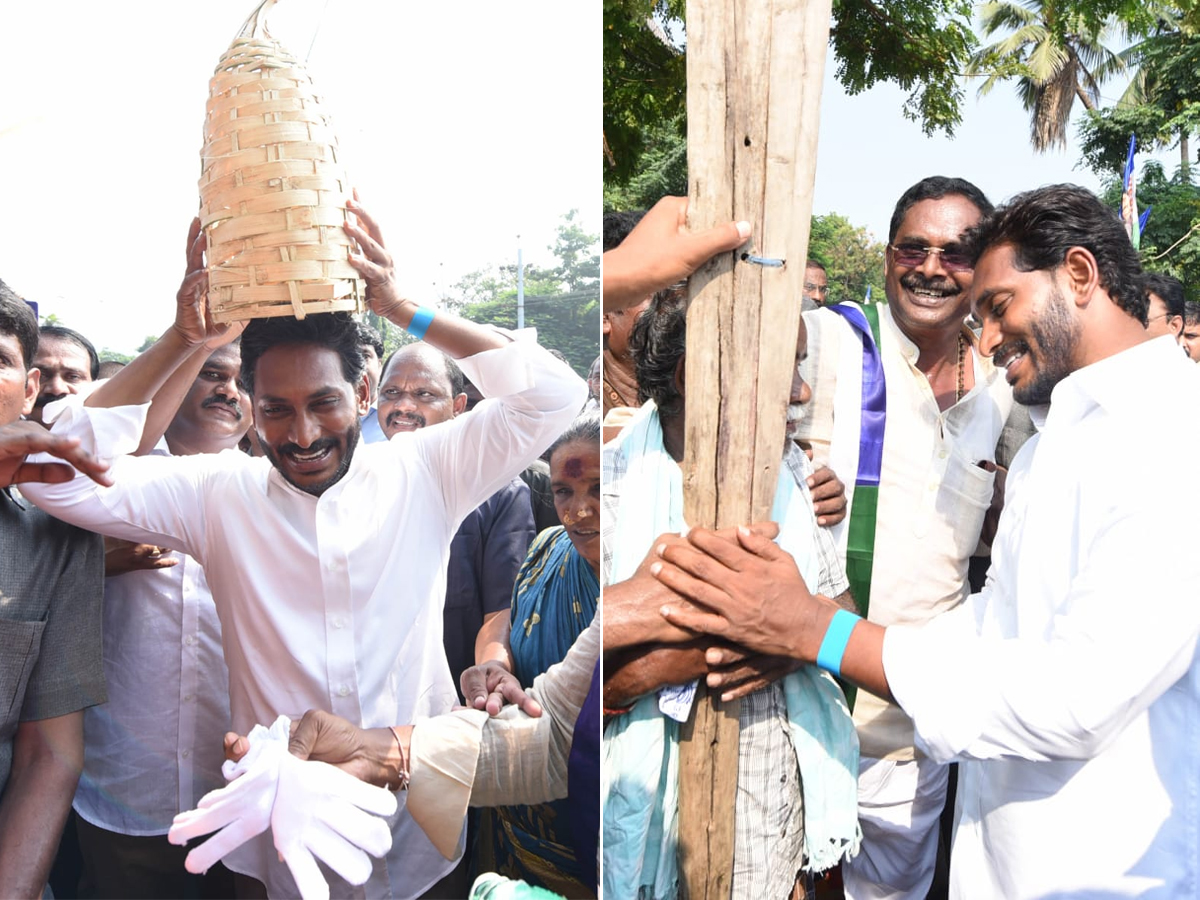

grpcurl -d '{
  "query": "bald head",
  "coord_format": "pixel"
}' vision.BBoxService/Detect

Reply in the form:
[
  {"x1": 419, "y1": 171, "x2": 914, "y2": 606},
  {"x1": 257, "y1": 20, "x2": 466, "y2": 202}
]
[{"x1": 377, "y1": 343, "x2": 467, "y2": 438}]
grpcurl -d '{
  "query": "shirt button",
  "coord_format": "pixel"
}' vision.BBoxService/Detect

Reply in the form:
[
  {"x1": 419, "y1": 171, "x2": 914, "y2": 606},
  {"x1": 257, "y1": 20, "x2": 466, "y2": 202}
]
[
  {"x1": 938, "y1": 450, "x2": 948, "y2": 459},
  {"x1": 184, "y1": 694, "x2": 194, "y2": 702},
  {"x1": 326, "y1": 560, "x2": 338, "y2": 572},
  {"x1": 182, "y1": 749, "x2": 191, "y2": 758},
  {"x1": 185, "y1": 636, "x2": 196, "y2": 646},
  {"x1": 338, "y1": 685, "x2": 350, "y2": 697},
  {"x1": 928, "y1": 483, "x2": 937, "y2": 492},
  {"x1": 332, "y1": 617, "x2": 345, "y2": 629}
]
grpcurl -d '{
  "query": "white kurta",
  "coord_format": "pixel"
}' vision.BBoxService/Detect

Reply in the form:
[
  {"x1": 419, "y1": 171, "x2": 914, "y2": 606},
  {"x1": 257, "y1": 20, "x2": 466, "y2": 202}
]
[
  {"x1": 24, "y1": 339, "x2": 586, "y2": 899},
  {"x1": 885, "y1": 336, "x2": 1200, "y2": 898}
]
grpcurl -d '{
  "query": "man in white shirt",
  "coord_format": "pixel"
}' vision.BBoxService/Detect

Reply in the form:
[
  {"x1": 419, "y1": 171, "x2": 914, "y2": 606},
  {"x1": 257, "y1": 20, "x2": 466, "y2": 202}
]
[
  {"x1": 23, "y1": 204, "x2": 586, "y2": 899},
  {"x1": 73, "y1": 341, "x2": 250, "y2": 898},
  {"x1": 796, "y1": 177, "x2": 1012, "y2": 900},
  {"x1": 654, "y1": 183, "x2": 1200, "y2": 899}
]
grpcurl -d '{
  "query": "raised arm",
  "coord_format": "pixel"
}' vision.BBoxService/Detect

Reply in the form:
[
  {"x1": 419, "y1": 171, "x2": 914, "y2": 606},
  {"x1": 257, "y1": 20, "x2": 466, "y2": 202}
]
[
  {"x1": 345, "y1": 197, "x2": 508, "y2": 359},
  {"x1": 602, "y1": 196, "x2": 750, "y2": 313},
  {"x1": 86, "y1": 218, "x2": 243, "y2": 417}
]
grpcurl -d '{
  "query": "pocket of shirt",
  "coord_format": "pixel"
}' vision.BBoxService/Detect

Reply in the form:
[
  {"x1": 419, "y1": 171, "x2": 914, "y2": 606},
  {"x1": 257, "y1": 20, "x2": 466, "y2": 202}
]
[
  {"x1": 0, "y1": 619, "x2": 47, "y2": 743},
  {"x1": 938, "y1": 456, "x2": 997, "y2": 558}
]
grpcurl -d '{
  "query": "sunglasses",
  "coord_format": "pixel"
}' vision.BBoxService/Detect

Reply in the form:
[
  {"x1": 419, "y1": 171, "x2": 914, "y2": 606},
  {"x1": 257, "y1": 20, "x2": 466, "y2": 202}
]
[{"x1": 888, "y1": 244, "x2": 974, "y2": 273}]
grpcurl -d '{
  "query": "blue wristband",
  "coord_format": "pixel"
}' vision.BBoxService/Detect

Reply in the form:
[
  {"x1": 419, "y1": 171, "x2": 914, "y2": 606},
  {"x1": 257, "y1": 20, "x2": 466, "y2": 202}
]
[
  {"x1": 406, "y1": 306, "x2": 436, "y2": 340},
  {"x1": 816, "y1": 608, "x2": 861, "y2": 677}
]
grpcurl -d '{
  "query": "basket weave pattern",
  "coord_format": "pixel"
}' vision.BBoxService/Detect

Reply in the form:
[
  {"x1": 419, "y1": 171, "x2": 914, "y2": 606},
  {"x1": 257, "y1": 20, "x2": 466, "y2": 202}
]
[{"x1": 200, "y1": 15, "x2": 362, "y2": 322}]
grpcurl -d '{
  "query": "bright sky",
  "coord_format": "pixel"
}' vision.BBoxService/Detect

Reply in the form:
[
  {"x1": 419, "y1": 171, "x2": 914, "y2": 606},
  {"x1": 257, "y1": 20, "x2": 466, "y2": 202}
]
[{"x1": 0, "y1": 1, "x2": 599, "y2": 355}]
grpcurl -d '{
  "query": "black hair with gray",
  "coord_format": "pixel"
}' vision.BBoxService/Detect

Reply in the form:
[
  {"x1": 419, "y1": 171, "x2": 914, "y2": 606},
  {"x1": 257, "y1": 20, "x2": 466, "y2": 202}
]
[
  {"x1": 888, "y1": 176, "x2": 994, "y2": 244},
  {"x1": 965, "y1": 184, "x2": 1147, "y2": 325},
  {"x1": 40, "y1": 324, "x2": 100, "y2": 379},
  {"x1": 546, "y1": 411, "x2": 601, "y2": 463},
  {"x1": 239, "y1": 312, "x2": 365, "y2": 395},
  {"x1": 0, "y1": 278, "x2": 38, "y2": 368},
  {"x1": 629, "y1": 282, "x2": 687, "y2": 417}
]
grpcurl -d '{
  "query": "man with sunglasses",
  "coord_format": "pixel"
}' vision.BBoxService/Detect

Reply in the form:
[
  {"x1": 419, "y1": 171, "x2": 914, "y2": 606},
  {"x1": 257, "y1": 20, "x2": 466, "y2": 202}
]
[{"x1": 794, "y1": 177, "x2": 1014, "y2": 900}]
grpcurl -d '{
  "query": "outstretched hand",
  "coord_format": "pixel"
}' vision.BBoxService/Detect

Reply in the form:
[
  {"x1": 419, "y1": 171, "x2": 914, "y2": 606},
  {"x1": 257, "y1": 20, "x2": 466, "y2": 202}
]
[
  {"x1": 653, "y1": 525, "x2": 822, "y2": 662},
  {"x1": 0, "y1": 421, "x2": 112, "y2": 488},
  {"x1": 461, "y1": 661, "x2": 543, "y2": 718},
  {"x1": 603, "y1": 196, "x2": 751, "y2": 312}
]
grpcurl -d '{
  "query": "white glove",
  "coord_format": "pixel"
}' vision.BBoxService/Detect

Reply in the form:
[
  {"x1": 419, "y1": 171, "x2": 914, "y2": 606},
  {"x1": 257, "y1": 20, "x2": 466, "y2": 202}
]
[
  {"x1": 167, "y1": 717, "x2": 288, "y2": 874},
  {"x1": 271, "y1": 752, "x2": 398, "y2": 899},
  {"x1": 167, "y1": 715, "x2": 398, "y2": 900}
]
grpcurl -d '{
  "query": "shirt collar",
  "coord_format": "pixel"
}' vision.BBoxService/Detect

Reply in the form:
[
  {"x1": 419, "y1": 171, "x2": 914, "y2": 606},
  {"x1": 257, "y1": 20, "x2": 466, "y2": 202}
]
[{"x1": 1045, "y1": 335, "x2": 1189, "y2": 426}]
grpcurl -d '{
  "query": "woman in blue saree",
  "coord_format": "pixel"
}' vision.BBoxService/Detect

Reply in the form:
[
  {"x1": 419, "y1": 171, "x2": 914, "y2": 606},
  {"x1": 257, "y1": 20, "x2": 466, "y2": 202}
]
[{"x1": 483, "y1": 413, "x2": 600, "y2": 898}]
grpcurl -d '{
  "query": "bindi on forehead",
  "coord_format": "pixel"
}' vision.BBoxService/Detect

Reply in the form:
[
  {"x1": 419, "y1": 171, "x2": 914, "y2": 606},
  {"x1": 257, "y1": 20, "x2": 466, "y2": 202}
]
[{"x1": 561, "y1": 457, "x2": 584, "y2": 478}]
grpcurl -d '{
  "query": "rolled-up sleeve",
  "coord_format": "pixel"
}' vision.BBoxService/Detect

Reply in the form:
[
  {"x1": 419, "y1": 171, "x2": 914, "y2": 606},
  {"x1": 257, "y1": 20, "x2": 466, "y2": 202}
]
[{"x1": 406, "y1": 618, "x2": 600, "y2": 857}]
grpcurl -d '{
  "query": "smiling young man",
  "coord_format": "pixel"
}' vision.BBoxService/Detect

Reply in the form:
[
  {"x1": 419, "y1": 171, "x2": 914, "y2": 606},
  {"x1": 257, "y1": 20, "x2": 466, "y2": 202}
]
[
  {"x1": 655, "y1": 184, "x2": 1200, "y2": 899},
  {"x1": 794, "y1": 177, "x2": 1014, "y2": 900},
  {"x1": 21, "y1": 205, "x2": 585, "y2": 899}
]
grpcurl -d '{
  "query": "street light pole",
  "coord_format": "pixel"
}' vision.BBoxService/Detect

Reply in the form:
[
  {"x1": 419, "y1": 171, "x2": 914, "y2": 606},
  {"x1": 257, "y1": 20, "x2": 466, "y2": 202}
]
[{"x1": 516, "y1": 236, "x2": 525, "y2": 330}]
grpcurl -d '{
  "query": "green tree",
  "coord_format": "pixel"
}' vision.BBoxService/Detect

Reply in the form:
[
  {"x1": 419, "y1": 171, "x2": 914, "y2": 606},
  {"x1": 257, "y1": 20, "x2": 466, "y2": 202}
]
[
  {"x1": 136, "y1": 334, "x2": 158, "y2": 353},
  {"x1": 966, "y1": 0, "x2": 1131, "y2": 152},
  {"x1": 443, "y1": 213, "x2": 601, "y2": 376},
  {"x1": 98, "y1": 349, "x2": 134, "y2": 364},
  {"x1": 1078, "y1": 19, "x2": 1200, "y2": 181},
  {"x1": 603, "y1": 0, "x2": 979, "y2": 189},
  {"x1": 808, "y1": 213, "x2": 886, "y2": 305},
  {"x1": 1096, "y1": 160, "x2": 1200, "y2": 296}
]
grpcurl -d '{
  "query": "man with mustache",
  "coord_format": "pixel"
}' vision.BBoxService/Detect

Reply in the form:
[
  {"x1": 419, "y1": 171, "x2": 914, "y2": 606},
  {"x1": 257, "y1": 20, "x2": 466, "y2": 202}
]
[
  {"x1": 22, "y1": 203, "x2": 586, "y2": 899},
  {"x1": 376, "y1": 343, "x2": 534, "y2": 709},
  {"x1": 71, "y1": 340, "x2": 250, "y2": 898},
  {"x1": 794, "y1": 177, "x2": 1014, "y2": 900},
  {"x1": 31, "y1": 325, "x2": 98, "y2": 424}
]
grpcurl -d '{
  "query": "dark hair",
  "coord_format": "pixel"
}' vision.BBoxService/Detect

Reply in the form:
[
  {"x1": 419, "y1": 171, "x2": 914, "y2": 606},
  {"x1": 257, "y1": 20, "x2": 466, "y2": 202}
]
[
  {"x1": 629, "y1": 283, "x2": 687, "y2": 417},
  {"x1": 0, "y1": 279, "x2": 38, "y2": 368},
  {"x1": 603, "y1": 210, "x2": 647, "y2": 252},
  {"x1": 965, "y1": 184, "x2": 1148, "y2": 325},
  {"x1": 356, "y1": 321, "x2": 384, "y2": 358},
  {"x1": 888, "y1": 176, "x2": 994, "y2": 244},
  {"x1": 547, "y1": 411, "x2": 602, "y2": 463},
  {"x1": 1185, "y1": 300, "x2": 1200, "y2": 326},
  {"x1": 240, "y1": 312, "x2": 365, "y2": 395},
  {"x1": 804, "y1": 259, "x2": 826, "y2": 272},
  {"x1": 380, "y1": 344, "x2": 465, "y2": 397},
  {"x1": 1144, "y1": 272, "x2": 1185, "y2": 319},
  {"x1": 40, "y1": 325, "x2": 100, "y2": 379}
]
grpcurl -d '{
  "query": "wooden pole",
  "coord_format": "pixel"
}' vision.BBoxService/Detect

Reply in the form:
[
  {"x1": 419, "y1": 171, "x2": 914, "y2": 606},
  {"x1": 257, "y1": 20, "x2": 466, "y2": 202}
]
[{"x1": 679, "y1": 1, "x2": 832, "y2": 896}]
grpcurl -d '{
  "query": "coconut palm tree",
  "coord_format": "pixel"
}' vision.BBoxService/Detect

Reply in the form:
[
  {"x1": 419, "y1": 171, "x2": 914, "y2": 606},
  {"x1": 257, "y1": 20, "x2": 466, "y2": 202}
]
[{"x1": 967, "y1": 0, "x2": 1127, "y2": 152}]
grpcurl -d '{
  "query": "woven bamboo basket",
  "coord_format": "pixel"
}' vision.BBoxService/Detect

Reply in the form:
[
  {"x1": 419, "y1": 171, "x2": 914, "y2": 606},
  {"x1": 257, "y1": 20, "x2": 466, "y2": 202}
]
[{"x1": 199, "y1": 0, "x2": 363, "y2": 322}]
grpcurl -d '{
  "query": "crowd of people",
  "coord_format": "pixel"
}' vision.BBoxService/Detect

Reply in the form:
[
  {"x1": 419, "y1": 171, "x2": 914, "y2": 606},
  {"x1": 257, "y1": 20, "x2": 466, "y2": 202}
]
[
  {"x1": 599, "y1": 182, "x2": 1200, "y2": 900},
  {"x1": 0, "y1": 201, "x2": 601, "y2": 900},
  {"x1": 2, "y1": 168, "x2": 1199, "y2": 900}
]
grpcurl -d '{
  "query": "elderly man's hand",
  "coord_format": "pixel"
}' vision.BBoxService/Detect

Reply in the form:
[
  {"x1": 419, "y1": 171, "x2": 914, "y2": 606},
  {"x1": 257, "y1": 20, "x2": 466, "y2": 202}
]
[
  {"x1": 806, "y1": 462, "x2": 847, "y2": 527},
  {"x1": 461, "y1": 661, "x2": 543, "y2": 718},
  {"x1": 224, "y1": 710, "x2": 406, "y2": 791},
  {"x1": 703, "y1": 645, "x2": 804, "y2": 702},
  {"x1": 0, "y1": 421, "x2": 112, "y2": 488}
]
